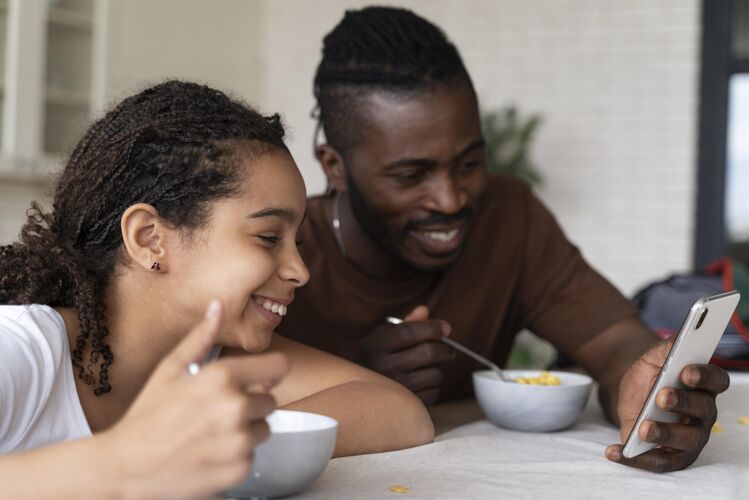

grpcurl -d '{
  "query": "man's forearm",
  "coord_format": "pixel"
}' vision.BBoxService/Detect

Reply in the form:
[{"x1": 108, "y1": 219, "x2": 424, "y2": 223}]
[
  {"x1": 597, "y1": 348, "x2": 644, "y2": 424},
  {"x1": 572, "y1": 316, "x2": 660, "y2": 424}
]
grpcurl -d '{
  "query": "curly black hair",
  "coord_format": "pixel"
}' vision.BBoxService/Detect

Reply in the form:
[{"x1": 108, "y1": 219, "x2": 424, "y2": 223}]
[
  {"x1": 0, "y1": 80, "x2": 287, "y2": 395},
  {"x1": 313, "y1": 6, "x2": 473, "y2": 156}
]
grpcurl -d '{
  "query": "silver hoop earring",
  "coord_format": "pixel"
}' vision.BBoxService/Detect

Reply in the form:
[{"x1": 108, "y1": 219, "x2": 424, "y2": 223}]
[{"x1": 332, "y1": 191, "x2": 348, "y2": 258}]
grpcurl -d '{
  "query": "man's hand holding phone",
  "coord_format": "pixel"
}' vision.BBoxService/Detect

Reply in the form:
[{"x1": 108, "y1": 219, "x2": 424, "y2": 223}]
[{"x1": 605, "y1": 339, "x2": 730, "y2": 472}]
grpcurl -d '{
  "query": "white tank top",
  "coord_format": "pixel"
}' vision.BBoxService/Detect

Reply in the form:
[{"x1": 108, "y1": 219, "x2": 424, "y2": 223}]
[{"x1": 0, "y1": 304, "x2": 91, "y2": 452}]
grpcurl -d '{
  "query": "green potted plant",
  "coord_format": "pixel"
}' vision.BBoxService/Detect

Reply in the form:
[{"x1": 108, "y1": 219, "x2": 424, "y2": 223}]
[{"x1": 482, "y1": 107, "x2": 543, "y2": 185}]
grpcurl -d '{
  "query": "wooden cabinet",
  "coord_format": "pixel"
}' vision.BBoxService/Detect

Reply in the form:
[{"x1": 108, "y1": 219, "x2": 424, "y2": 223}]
[
  {"x1": 45, "y1": 0, "x2": 94, "y2": 155},
  {"x1": 0, "y1": 0, "x2": 98, "y2": 181},
  {"x1": 0, "y1": 2, "x2": 8, "y2": 145}
]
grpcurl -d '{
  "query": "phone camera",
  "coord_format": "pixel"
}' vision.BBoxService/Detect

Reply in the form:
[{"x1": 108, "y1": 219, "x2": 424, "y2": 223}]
[{"x1": 695, "y1": 308, "x2": 708, "y2": 329}]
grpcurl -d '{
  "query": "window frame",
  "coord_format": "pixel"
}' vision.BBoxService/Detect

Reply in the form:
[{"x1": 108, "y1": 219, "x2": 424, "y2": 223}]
[{"x1": 696, "y1": 0, "x2": 749, "y2": 266}]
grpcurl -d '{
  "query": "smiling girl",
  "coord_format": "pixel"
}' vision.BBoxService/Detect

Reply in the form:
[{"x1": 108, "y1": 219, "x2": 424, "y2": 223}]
[{"x1": 0, "y1": 81, "x2": 433, "y2": 499}]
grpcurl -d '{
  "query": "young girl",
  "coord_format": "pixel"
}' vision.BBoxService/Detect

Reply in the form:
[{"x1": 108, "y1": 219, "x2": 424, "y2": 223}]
[{"x1": 0, "y1": 81, "x2": 433, "y2": 499}]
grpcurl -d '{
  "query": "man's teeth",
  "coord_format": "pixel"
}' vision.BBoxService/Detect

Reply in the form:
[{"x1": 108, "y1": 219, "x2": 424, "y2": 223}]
[
  {"x1": 419, "y1": 229, "x2": 459, "y2": 242},
  {"x1": 254, "y1": 297, "x2": 287, "y2": 316}
]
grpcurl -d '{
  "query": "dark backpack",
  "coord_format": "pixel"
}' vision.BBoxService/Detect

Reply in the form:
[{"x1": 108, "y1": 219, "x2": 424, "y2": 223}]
[{"x1": 633, "y1": 258, "x2": 749, "y2": 369}]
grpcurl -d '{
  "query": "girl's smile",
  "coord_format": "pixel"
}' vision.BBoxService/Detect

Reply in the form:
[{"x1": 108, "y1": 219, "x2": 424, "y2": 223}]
[{"x1": 252, "y1": 294, "x2": 291, "y2": 326}]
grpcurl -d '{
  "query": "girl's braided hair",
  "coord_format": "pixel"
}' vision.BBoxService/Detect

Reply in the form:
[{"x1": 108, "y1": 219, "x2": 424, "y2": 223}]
[{"x1": 0, "y1": 80, "x2": 287, "y2": 395}]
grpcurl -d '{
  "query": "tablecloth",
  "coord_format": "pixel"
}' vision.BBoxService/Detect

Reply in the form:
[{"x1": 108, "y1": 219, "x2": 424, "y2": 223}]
[{"x1": 292, "y1": 373, "x2": 749, "y2": 499}]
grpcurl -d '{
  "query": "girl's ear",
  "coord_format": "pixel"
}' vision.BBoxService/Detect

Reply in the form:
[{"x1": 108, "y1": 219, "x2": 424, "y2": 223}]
[
  {"x1": 315, "y1": 144, "x2": 348, "y2": 193},
  {"x1": 120, "y1": 203, "x2": 169, "y2": 272}
]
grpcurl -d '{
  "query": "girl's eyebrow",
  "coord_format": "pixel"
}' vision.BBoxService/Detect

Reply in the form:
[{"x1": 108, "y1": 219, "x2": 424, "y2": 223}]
[{"x1": 247, "y1": 207, "x2": 297, "y2": 222}]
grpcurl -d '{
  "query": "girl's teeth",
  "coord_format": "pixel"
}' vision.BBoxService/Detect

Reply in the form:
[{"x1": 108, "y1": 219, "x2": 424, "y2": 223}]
[{"x1": 257, "y1": 298, "x2": 287, "y2": 316}]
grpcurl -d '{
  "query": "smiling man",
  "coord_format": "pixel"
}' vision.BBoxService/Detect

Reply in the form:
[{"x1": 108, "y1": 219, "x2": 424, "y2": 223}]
[{"x1": 277, "y1": 6, "x2": 729, "y2": 472}]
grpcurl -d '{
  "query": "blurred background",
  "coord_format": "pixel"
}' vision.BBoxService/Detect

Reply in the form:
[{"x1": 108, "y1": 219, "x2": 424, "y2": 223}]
[{"x1": 0, "y1": 0, "x2": 746, "y2": 331}]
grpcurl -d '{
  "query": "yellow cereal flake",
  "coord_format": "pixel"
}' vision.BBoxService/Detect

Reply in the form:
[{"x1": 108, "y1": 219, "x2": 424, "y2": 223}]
[
  {"x1": 388, "y1": 485, "x2": 411, "y2": 494},
  {"x1": 711, "y1": 422, "x2": 723, "y2": 433},
  {"x1": 737, "y1": 416, "x2": 749, "y2": 426},
  {"x1": 513, "y1": 371, "x2": 561, "y2": 386}
]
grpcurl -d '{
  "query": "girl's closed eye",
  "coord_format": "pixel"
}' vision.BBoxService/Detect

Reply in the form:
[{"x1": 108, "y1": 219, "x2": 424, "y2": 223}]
[{"x1": 258, "y1": 234, "x2": 281, "y2": 246}]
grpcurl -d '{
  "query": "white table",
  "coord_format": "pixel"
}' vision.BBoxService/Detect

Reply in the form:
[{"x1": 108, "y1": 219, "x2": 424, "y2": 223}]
[{"x1": 294, "y1": 372, "x2": 749, "y2": 499}]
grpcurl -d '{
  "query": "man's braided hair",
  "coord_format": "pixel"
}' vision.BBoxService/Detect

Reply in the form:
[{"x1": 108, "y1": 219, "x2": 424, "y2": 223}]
[
  {"x1": 313, "y1": 6, "x2": 472, "y2": 156},
  {"x1": 0, "y1": 80, "x2": 287, "y2": 395}
]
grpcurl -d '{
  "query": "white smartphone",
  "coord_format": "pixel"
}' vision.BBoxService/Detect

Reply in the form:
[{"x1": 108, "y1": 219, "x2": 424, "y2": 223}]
[{"x1": 621, "y1": 290, "x2": 740, "y2": 459}]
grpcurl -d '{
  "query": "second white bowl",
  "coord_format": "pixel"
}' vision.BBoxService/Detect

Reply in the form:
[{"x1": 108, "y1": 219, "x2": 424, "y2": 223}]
[{"x1": 473, "y1": 369, "x2": 593, "y2": 432}]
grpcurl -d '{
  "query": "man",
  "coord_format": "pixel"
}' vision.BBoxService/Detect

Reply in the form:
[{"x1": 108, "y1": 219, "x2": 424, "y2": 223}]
[{"x1": 278, "y1": 6, "x2": 728, "y2": 472}]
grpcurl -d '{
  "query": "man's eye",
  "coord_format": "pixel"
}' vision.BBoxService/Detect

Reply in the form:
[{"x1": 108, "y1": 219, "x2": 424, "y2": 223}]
[
  {"x1": 459, "y1": 160, "x2": 482, "y2": 171},
  {"x1": 398, "y1": 170, "x2": 427, "y2": 183}
]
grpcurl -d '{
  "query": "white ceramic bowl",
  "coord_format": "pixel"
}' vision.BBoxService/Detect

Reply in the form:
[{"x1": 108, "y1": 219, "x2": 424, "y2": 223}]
[
  {"x1": 222, "y1": 410, "x2": 338, "y2": 499},
  {"x1": 473, "y1": 369, "x2": 593, "y2": 432}
]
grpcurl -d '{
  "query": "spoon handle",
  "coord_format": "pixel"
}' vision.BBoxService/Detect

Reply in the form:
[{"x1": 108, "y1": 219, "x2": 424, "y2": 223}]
[
  {"x1": 385, "y1": 316, "x2": 510, "y2": 382},
  {"x1": 440, "y1": 337, "x2": 501, "y2": 371},
  {"x1": 187, "y1": 345, "x2": 223, "y2": 376}
]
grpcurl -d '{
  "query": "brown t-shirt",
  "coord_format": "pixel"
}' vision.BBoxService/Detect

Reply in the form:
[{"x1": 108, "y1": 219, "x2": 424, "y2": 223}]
[{"x1": 278, "y1": 173, "x2": 637, "y2": 401}]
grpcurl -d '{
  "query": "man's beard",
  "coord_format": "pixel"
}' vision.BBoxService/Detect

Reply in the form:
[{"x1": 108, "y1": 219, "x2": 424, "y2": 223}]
[{"x1": 345, "y1": 174, "x2": 474, "y2": 274}]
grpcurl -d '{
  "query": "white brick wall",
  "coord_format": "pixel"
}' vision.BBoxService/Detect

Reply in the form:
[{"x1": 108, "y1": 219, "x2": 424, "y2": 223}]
[
  {"x1": 0, "y1": 0, "x2": 702, "y2": 297},
  {"x1": 100, "y1": 0, "x2": 264, "y2": 113},
  {"x1": 466, "y1": 0, "x2": 701, "y2": 296}
]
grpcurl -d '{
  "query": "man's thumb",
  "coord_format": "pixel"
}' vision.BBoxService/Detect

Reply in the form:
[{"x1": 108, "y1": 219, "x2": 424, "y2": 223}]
[{"x1": 404, "y1": 305, "x2": 429, "y2": 321}]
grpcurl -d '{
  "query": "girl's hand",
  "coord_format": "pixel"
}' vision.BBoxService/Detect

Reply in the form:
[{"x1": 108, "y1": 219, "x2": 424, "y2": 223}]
[{"x1": 102, "y1": 300, "x2": 288, "y2": 499}]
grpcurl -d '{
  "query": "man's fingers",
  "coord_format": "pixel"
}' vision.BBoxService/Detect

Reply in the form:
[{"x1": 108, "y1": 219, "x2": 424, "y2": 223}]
[
  {"x1": 373, "y1": 341, "x2": 454, "y2": 373},
  {"x1": 396, "y1": 367, "x2": 444, "y2": 393},
  {"x1": 415, "y1": 388, "x2": 440, "y2": 405},
  {"x1": 201, "y1": 352, "x2": 289, "y2": 390},
  {"x1": 388, "y1": 321, "x2": 450, "y2": 351},
  {"x1": 656, "y1": 388, "x2": 718, "y2": 422},
  {"x1": 404, "y1": 305, "x2": 430, "y2": 322},
  {"x1": 163, "y1": 299, "x2": 223, "y2": 376},
  {"x1": 369, "y1": 320, "x2": 451, "y2": 353},
  {"x1": 605, "y1": 444, "x2": 691, "y2": 473},
  {"x1": 638, "y1": 420, "x2": 708, "y2": 451},
  {"x1": 680, "y1": 364, "x2": 730, "y2": 394}
]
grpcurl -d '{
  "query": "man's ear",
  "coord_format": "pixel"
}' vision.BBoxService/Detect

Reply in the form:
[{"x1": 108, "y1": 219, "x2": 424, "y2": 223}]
[
  {"x1": 120, "y1": 203, "x2": 168, "y2": 272},
  {"x1": 315, "y1": 144, "x2": 348, "y2": 193}
]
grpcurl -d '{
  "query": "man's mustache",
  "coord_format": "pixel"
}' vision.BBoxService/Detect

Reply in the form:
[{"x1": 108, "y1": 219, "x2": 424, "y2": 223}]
[{"x1": 405, "y1": 207, "x2": 474, "y2": 231}]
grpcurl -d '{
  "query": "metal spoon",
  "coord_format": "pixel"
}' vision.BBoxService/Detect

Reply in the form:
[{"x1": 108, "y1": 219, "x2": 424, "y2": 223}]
[
  {"x1": 187, "y1": 345, "x2": 223, "y2": 376},
  {"x1": 385, "y1": 316, "x2": 512, "y2": 382}
]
